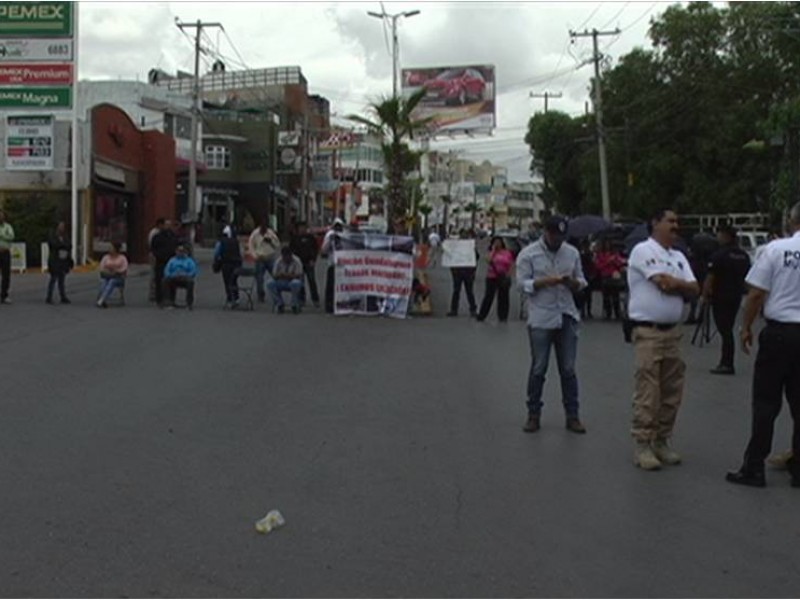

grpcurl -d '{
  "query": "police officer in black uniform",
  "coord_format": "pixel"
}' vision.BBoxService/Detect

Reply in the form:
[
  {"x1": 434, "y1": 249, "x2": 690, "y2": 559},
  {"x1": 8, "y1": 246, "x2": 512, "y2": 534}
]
[
  {"x1": 703, "y1": 224, "x2": 750, "y2": 375},
  {"x1": 727, "y1": 202, "x2": 800, "y2": 488}
]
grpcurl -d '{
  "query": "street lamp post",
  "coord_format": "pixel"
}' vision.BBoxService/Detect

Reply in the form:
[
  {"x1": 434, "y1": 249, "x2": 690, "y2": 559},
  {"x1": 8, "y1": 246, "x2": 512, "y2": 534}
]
[{"x1": 367, "y1": 9, "x2": 420, "y2": 98}]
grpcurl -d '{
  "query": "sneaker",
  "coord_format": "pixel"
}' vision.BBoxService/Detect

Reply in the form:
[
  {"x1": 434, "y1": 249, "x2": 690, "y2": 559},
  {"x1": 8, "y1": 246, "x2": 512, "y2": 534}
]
[
  {"x1": 566, "y1": 417, "x2": 587, "y2": 434},
  {"x1": 46, "y1": 298, "x2": 54, "y2": 304},
  {"x1": 60, "y1": 298, "x2": 71, "y2": 305},
  {"x1": 522, "y1": 414, "x2": 540, "y2": 433},
  {"x1": 652, "y1": 439, "x2": 681, "y2": 465},
  {"x1": 446, "y1": 311, "x2": 457, "y2": 317},
  {"x1": 634, "y1": 443, "x2": 662, "y2": 470},
  {"x1": 1, "y1": 297, "x2": 11, "y2": 304},
  {"x1": 277, "y1": 305, "x2": 285, "y2": 314},
  {"x1": 767, "y1": 450, "x2": 793, "y2": 470},
  {"x1": 292, "y1": 306, "x2": 300, "y2": 314}
]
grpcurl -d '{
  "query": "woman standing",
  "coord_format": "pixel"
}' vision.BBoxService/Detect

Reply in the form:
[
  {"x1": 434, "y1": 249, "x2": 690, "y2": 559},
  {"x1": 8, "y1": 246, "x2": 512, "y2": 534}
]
[
  {"x1": 594, "y1": 239, "x2": 627, "y2": 320},
  {"x1": 476, "y1": 236, "x2": 515, "y2": 322},
  {"x1": 46, "y1": 221, "x2": 72, "y2": 304}
]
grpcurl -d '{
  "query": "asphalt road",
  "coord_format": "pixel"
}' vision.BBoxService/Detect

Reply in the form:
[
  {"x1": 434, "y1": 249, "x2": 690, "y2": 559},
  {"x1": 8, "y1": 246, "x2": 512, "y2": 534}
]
[{"x1": 0, "y1": 257, "x2": 797, "y2": 598}]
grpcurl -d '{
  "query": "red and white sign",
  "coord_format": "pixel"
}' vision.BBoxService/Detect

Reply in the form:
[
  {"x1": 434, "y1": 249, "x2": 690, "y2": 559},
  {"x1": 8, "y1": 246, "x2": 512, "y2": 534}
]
[{"x1": 0, "y1": 63, "x2": 73, "y2": 85}]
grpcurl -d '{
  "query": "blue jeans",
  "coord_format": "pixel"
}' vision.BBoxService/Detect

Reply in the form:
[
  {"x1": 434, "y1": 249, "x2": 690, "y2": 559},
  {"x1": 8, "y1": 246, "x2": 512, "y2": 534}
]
[
  {"x1": 526, "y1": 315, "x2": 580, "y2": 417},
  {"x1": 255, "y1": 257, "x2": 275, "y2": 301},
  {"x1": 267, "y1": 278, "x2": 303, "y2": 309},
  {"x1": 98, "y1": 277, "x2": 124, "y2": 303}
]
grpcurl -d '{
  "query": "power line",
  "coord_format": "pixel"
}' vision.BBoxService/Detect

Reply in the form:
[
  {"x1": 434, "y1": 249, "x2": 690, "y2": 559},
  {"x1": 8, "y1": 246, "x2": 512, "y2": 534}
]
[{"x1": 599, "y1": 2, "x2": 631, "y2": 30}]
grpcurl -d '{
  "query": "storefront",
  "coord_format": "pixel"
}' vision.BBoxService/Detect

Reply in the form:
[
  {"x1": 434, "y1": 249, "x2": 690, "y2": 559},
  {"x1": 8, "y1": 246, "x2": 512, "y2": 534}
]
[{"x1": 91, "y1": 104, "x2": 176, "y2": 262}]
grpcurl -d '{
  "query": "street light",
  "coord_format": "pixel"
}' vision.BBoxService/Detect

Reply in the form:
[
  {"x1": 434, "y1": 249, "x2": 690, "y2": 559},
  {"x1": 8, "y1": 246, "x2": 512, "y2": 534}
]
[{"x1": 367, "y1": 9, "x2": 420, "y2": 98}]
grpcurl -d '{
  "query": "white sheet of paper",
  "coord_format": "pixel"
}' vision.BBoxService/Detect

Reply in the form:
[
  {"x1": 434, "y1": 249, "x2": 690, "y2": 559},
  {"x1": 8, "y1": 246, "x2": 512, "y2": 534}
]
[{"x1": 441, "y1": 239, "x2": 476, "y2": 268}]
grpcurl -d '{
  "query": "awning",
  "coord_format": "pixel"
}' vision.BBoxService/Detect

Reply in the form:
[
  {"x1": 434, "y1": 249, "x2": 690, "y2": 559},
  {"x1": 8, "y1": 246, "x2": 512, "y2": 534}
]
[{"x1": 176, "y1": 157, "x2": 208, "y2": 173}]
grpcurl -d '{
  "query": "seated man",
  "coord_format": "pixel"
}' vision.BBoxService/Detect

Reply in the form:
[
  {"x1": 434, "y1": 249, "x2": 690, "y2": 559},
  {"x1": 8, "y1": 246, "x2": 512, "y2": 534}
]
[
  {"x1": 267, "y1": 246, "x2": 304, "y2": 314},
  {"x1": 163, "y1": 244, "x2": 198, "y2": 309}
]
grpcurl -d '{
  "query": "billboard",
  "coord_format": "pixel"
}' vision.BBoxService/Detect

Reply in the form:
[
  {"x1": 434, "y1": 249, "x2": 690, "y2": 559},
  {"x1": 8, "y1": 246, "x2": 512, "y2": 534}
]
[{"x1": 401, "y1": 64, "x2": 495, "y2": 133}]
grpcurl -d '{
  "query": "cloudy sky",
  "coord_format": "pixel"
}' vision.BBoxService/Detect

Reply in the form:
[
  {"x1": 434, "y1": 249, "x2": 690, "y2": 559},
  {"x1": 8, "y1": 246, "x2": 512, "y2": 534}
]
[{"x1": 79, "y1": 1, "x2": 671, "y2": 181}]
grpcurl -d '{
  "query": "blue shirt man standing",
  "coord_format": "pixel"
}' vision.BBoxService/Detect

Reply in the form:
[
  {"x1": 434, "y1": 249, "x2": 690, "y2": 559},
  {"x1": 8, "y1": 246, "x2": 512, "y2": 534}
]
[{"x1": 516, "y1": 215, "x2": 588, "y2": 434}]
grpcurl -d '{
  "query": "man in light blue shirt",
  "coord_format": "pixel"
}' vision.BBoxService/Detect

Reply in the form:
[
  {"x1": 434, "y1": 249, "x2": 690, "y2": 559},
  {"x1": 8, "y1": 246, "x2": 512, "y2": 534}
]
[
  {"x1": 163, "y1": 244, "x2": 198, "y2": 309},
  {"x1": 516, "y1": 215, "x2": 587, "y2": 434}
]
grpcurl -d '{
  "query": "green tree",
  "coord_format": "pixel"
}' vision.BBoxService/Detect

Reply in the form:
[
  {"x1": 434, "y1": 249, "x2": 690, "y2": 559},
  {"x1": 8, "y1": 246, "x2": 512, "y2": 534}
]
[
  {"x1": 524, "y1": 110, "x2": 587, "y2": 215},
  {"x1": 348, "y1": 89, "x2": 431, "y2": 231}
]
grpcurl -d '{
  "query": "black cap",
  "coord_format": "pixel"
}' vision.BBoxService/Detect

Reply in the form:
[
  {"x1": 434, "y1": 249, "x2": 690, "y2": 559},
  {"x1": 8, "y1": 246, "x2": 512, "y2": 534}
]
[{"x1": 545, "y1": 215, "x2": 568, "y2": 235}]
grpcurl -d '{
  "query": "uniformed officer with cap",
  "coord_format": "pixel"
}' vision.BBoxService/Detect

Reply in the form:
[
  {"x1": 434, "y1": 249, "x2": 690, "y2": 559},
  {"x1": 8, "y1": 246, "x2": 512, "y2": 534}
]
[
  {"x1": 626, "y1": 208, "x2": 699, "y2": 470},
  {"x1": 703, "y1": 224, "x2": 751, "y2": 375},
  {"x1": 726, "y1": 201, "x2": 800, "y2": 488}
]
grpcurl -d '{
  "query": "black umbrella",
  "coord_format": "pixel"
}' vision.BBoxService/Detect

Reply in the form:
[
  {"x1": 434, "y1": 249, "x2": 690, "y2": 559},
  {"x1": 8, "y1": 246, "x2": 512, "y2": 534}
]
[
  {"x1": 624, "y1": 223, "x2": 688, "y2": 255},
  {"x1": 690, "y1": 232, "x2": 718, "y2": 259},
  {"x1": 567, "y1": 215, "x2": 612, "y2": 239}
]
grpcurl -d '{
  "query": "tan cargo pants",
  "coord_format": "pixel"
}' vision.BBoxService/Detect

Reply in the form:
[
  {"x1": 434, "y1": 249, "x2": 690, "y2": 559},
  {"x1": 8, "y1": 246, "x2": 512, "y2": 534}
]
[{"x1": 631, "y1": 326, "x2": 686, "y2": 443}]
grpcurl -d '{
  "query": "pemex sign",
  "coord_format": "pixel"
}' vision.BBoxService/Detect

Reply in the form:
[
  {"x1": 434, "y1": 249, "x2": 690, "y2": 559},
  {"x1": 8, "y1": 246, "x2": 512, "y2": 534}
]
[
  {"x1": 0, "y1": 1, "x2": 73, "y2": 113},
  {"x1": 0, "y1": 2, "x2": 72, "y2": 36}
]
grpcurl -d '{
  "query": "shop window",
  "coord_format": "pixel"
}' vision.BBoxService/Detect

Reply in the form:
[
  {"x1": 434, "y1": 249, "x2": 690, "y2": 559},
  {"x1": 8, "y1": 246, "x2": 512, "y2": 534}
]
[{"x1": 205, "y1": 145, "x2": 231, "y2": 170}]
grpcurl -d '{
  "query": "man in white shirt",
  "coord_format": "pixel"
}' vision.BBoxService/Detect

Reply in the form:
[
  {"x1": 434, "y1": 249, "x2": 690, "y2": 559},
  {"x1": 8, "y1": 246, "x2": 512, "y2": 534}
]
[
  {"x1": 248, "y1": 218, "x2": 280, "y2": 303},
  {"x1": 626, "y1": 208, "x2": 699, "y2": 470},
  {"x1": 321, "y1": 218, "x2": 345, "y2": 313},
  {"x1": 428, "y1": 228, "x2": 441, "y2": 267},
  {"x1": 726, "y1": 202, "x2": 800, "y2": 488}
]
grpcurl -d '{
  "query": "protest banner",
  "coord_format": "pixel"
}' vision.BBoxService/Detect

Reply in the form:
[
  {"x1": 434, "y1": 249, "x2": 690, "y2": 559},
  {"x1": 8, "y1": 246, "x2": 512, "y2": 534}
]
[
  {"x1": 333, "y1": 233, "x2": 414, "y2": 318},
  {"x1": 441, "y1": 239, "x2": 476, "y2": 268}
]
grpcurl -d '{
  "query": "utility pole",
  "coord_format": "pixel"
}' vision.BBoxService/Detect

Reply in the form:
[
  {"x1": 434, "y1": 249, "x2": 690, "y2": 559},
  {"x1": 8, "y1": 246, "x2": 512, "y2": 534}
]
[
  {"x1": 530, "y1": 91, "x2": 562, "y2": 214},
  {"x1": 176, "y1": 19, "x2": 222, "y2": 225},
  {"x1": 570, "y1": 27, "x2": 620, "y2": 221},
  {"x1": 530, "y1": 90, "x2": 562, "y2": 114},
  {"x1": 367, "y1": 9, "x2": 420, "y2": 97}
]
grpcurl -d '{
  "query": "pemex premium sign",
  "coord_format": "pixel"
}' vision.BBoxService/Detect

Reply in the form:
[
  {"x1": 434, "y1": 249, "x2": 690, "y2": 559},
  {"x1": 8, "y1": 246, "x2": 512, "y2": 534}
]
[{"x1": 0, "y1": 2, "x2": 73, "y2": 36}]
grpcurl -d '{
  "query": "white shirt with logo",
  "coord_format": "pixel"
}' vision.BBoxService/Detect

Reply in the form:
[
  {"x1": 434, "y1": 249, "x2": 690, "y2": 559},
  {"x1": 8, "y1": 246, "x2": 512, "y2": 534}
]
[
  {"x1": 627, "y1": 237, "x2": 696, "y2": 323},
  {"x1": 745, "y1": 231, "x2": 800, "y2": 322}
]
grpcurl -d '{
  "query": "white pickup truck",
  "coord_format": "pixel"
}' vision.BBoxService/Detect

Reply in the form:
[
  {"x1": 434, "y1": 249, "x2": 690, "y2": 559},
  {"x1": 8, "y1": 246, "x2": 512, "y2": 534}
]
[{"x1": 737, "y1": 231, "x2": 769, "y2": 262}]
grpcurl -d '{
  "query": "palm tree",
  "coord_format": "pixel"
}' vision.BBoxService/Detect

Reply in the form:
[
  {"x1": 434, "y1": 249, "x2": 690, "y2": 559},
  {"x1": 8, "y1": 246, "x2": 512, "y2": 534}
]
[
  {"x1": 418, "y1": 203, "x2": 433, "y2": 236},
  {"x1": 441, "y1": 194, "x2": 452, "y2": 236},
  {"x1": 464, "y1": 201, "x2": 481, "y2": 233},
  {"x1": 348, "y1": 88, "x2": 432, "y2": 232}
]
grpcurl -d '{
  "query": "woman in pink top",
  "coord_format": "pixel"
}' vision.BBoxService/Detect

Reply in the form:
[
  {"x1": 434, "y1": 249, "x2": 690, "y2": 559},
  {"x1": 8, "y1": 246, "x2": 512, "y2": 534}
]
[
  {"x1": 476, "y1": 236, "x2": 515, "y2": 322},
  {"x1": 97, "y1": 241, "x2": 129, "y2": 308}
]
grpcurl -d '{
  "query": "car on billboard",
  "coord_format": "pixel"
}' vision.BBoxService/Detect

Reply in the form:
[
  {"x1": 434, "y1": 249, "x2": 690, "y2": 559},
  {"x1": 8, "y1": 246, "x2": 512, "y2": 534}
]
[{"x1": 411, "y1": 68, "x2": 487, "y2": 106}]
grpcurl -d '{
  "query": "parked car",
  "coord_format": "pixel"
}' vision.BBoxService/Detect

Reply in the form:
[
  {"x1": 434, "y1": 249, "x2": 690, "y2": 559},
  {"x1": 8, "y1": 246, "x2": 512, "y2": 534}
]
[
  {"x1": 422, "y1": 68, "x2": 486, "y2": 106},
  {"x1": 737, "y1": 230, "x2": 769, "y2": 261},
  {"x1": 494, "y1": 230, "x2": 525, "y2": 257}
]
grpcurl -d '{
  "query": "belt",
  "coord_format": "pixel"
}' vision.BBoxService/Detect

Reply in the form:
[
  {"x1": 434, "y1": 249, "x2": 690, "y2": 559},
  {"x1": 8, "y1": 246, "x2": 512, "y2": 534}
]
[
  {"x1": 766, "y1": 319, "x2": 800, "y2": 328},
  {"x1": 631, "y1": 320, "x2": 676, "y2": 331}
]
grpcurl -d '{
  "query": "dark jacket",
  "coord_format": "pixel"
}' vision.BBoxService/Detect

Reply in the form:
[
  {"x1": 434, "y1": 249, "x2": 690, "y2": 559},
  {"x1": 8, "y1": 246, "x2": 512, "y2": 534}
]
[
  {"x1": 151, "y1": 229, "x2": 178, "y2": 263},
  {"x1": 47, "y1": 233, "x2": 72, "y2": 274},
  {"x1": 290, "y1": 233, "x2": 319, "y2": 265},
  {"x1": 215, "y1": 235, "x2": 243, "y2": 265}
]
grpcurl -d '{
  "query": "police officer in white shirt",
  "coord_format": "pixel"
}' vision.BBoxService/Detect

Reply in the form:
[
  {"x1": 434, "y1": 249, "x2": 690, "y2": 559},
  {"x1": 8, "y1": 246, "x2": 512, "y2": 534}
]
[
  {"x1": 726, "y1": 202, "x2": 800, "y2": 488},
  {"x1": 627, "y1": 208, "x2": 699, "y2": 470}
]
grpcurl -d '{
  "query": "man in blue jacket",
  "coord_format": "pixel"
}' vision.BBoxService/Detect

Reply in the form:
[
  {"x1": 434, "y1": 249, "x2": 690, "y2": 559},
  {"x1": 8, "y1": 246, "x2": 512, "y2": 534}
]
[{"x1": 163, "y1": 244, "x2": 198, "y2": 309}]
